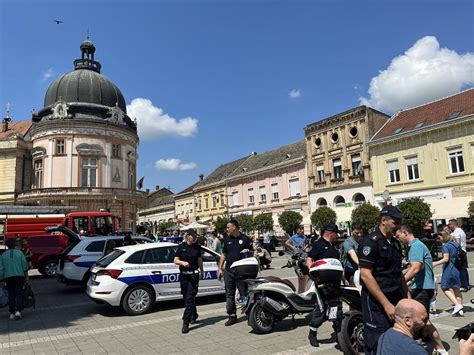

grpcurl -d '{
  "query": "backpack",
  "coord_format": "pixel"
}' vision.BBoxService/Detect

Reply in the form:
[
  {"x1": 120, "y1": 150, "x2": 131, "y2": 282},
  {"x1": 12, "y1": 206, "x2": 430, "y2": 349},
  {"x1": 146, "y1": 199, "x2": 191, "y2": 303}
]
[
  {"x1": 22, "y1": 282, "x2": 36, "y2": 309},
  {"x1": 452, "y1": 243, "x2": 467, "y2": 269}
]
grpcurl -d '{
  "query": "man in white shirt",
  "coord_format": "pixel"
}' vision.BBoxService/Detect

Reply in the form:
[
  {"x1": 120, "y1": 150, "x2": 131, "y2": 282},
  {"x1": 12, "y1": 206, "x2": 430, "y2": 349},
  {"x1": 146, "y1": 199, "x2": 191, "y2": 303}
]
[
  {"x1": 449, "y1": 219, "x2": 469, "y2": 291},
  {"x1": 262, "y1": 230, "x2": 273, "y2": 256}
]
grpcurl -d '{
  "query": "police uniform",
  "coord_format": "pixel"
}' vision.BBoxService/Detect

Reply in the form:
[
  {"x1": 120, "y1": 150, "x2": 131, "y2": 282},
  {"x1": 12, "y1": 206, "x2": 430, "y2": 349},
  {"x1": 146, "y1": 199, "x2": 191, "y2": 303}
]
[
  {"x1": 357, "y1": 227, "x2": 404, "y2": 354},
  {"x1": 222, "y1": 233, "x2": 252, "y2": 324},
  {"x1": 307, "y1": 226, "x2": 341, "y2": 347},
  {"x1": 175, "y1": 239, "x2": 203, "y2": 332}
]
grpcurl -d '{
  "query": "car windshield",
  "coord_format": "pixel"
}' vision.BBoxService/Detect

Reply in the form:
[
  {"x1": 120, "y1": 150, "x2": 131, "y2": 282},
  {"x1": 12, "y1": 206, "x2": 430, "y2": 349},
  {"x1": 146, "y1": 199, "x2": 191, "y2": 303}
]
[{"x1": 95, "y1": 249, "x2": 124, "y2": 267}]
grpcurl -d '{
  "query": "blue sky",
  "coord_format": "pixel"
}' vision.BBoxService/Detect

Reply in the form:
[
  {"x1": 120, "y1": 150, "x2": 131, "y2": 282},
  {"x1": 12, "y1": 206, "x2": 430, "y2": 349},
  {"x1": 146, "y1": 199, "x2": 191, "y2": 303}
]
[{"x1": 1, "y1": 0, "x2": 473, "y2": 193}]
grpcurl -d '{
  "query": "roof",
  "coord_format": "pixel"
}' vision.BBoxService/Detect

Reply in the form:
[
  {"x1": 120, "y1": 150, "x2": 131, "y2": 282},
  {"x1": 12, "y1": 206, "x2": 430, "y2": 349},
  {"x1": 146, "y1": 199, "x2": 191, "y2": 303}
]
[
  {"x1": 0, "y1": 121, "x2": 32, "y2": 140},
  {"x1": 228, "y1": 140, "x2": 306, "y2": 180},
  {"x1": 176, "y1": 181, "x2": 201, "y2": 196},
  {"x1": 146, "y1": 188, "x2": 174, "y2": 208},
  {"x1": 371, "y1": 88, "x2": 474, "y2": 141},
  {"x1": 196, "y1": 156, "x2": 250, "y2": 189}
]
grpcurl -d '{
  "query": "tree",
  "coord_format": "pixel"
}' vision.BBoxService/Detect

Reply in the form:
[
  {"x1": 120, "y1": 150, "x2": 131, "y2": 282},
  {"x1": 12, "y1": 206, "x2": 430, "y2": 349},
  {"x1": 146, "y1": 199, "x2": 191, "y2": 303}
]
[
  {"x1": 398, "y1": 198, "x2": 433, "y2": 237},
  {"x1": 253, "y1": 213, "x2": 274, "y2": 232},
  {"x1": 310, "y1": 206, "x2": 337, "y2": 233},
  {"x1": 157, "y1": 221, "x2": 175, "y2": 235},
  {"x1": 233, "y1": 214, "x2": 254, "y2": 234},
  {"x1": 351, "y1": 203, "x2": 380, "y2": 233},
  {"x1": 278, "y1": 211, "x2": 303, "y2": 235},
  {"x1": 214, "y1": 216, "x2": 229, "y2": 236},
  {"x1": 468, "y1": 201, "x2": 474, "y2": 226}
]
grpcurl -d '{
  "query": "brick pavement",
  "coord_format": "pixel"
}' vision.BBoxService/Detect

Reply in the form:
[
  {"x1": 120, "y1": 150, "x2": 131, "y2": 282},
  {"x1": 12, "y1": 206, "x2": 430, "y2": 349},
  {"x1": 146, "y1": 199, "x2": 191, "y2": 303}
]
[{"x1": 0, "y1": 253, "x2": 473, "y2": 354}]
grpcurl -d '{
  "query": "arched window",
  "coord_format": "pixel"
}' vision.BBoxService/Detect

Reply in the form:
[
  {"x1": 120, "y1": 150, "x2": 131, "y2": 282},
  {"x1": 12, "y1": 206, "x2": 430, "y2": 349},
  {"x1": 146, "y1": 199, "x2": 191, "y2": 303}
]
[
  {"x1": 317, "y1": 198, "x2": 327, "y2": 207},
  {"x1": 353, "y1": 193, "x2": 366, "y2": 206},
  {"x1": 334, "y1": 195, "x2": 345, "y2": 207}
]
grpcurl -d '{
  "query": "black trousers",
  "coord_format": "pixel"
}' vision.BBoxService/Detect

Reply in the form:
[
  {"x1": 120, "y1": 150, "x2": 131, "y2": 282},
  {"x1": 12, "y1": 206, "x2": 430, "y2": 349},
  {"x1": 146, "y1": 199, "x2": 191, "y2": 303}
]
[
  {"x1": 361, "y1": 288, "x2": 403, "y2": 355},
  {"x1": 257, "y1": 256, "x2": 271, "y2": 269},
  {"x1": 6, "y1": 276, "x2": 25, "y2": 315},
  {"x1": 309, "y1": 295, "x2": 342, "y2": 333},
  {"x1": 223, "y1": 270, "x2": 247, "y2": 316},
  {"x1": 180, "y1": 273, "x2": 199, "y2": 324}
]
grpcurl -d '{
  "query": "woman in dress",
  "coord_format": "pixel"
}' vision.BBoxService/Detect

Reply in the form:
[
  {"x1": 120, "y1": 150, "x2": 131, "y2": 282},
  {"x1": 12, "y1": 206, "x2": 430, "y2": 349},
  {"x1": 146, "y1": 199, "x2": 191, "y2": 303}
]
[
  {"x1": 209, "y1": 231, "x2": 222, "y2": 254},
  {"x1": 433, "y1": 231, "x2": 463, "y2": 316}
]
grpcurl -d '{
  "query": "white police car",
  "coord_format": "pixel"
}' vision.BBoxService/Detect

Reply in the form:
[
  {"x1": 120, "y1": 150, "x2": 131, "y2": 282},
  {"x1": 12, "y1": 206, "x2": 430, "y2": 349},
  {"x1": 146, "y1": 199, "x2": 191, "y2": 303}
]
[
  {"x1": 56, "y1": 235, "x2": 152, "y2": 286},
  {"x1": 86, "y1": 242, "x2": 224, "y2": 315}
]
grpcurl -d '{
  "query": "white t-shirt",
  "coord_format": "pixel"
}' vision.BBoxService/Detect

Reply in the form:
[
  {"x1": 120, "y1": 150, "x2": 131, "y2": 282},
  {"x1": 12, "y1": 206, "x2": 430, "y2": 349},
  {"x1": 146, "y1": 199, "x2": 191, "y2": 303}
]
[
  {"x1": 263, "y1": 231, "x2": 272, "y2": 244},
  {"x1": 452, "y1": 227, "x2": 467, "y2": 252}
]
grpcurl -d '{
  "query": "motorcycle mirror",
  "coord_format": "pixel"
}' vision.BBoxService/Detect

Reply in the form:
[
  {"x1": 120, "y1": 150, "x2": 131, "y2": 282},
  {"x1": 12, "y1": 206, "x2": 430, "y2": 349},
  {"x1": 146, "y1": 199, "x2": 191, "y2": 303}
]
[{"x1": 278, "y1": 251, "x2": 285, "y2": 256}]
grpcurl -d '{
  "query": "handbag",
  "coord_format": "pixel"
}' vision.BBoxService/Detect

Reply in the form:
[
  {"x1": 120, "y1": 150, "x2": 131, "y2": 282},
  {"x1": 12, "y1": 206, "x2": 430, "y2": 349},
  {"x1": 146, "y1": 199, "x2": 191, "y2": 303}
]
[
  {"x1": 0, "y1": 286, "x2": 8, "y2": 308},
  {"x1": 22, "y1": 281, "x2": 36, "y2": 309}
]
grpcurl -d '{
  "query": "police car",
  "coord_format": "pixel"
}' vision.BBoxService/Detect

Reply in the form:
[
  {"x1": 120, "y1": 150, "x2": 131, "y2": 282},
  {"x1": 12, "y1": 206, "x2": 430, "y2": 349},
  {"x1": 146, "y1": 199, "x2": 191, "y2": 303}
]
[
  {"x1": 86, "y1": 242, "x2": 224, "y2": 315},
  {"x1": 56, "y1": 235, "x2": 152, "y2": 286}
]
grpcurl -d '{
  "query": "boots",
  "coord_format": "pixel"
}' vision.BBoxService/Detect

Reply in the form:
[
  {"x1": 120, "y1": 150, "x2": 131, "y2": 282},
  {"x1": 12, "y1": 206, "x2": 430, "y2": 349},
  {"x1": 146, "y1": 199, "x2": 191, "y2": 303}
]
[
  {"x1": 181, "y1": 322, "x2": 189, "y2": 334},
  {"x1": 308, "y1": 330, "x2": 319, "y2": 347},
  {"x1": 225, "y1": 316, "x2": 238, "y2": 326}
]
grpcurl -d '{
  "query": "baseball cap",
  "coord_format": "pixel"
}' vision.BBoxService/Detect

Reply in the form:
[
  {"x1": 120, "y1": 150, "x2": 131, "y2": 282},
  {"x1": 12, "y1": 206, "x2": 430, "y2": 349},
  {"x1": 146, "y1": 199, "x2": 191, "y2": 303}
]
[
  {"x1": 323, "y1": 224, "x2": 341, "y2": 233},
  {"x1": 380, "y1": 205, "x2": 405, "y2": 219},
  {"x1": 187, "y1": 228, "x2": 198, "y2": 238}
]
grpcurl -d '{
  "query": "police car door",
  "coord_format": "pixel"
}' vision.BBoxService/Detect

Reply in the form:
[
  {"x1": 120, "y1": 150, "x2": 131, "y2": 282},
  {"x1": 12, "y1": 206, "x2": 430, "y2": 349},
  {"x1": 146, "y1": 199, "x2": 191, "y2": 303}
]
[
  {"x1": 199, "y1": 247, "x2": 225, "y2": 294},
  {"x1": 142, "y1": 246, "x2": 180, "y2": 299}
]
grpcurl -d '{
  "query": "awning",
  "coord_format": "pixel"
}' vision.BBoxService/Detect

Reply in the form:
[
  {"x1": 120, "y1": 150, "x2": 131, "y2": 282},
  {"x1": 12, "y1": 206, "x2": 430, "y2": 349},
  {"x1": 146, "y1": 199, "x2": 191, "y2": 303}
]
[{"x1": 429, "y1": 196, "x2": 471, "y2": 220}]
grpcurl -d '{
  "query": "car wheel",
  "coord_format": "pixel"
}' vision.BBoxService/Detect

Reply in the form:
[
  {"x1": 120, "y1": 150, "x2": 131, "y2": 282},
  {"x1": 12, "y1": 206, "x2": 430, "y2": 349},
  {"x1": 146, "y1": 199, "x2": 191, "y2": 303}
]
[
  {"x1": 40, "y1": 259, "x2": 59, "y2": 277},
  {"x1": 122, "y1": 285, "x2": 154, "y2": 316}
]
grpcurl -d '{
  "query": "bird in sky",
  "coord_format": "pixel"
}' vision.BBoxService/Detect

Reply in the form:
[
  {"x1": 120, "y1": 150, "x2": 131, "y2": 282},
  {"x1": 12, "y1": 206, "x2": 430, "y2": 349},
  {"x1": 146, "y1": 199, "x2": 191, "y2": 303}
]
[{"x1": 53, "y1": 20, "x2": 63, "y2": 24}]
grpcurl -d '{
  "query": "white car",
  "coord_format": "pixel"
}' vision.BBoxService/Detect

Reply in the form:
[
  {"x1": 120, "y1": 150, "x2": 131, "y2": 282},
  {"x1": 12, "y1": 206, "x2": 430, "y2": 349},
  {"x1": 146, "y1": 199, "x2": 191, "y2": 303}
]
[
  {"x1": 56, "y1": 234, "x2": 152, "y2": 286},
  {"x1": 86, "y1": 242, "x2": 225, "y2": 315}
]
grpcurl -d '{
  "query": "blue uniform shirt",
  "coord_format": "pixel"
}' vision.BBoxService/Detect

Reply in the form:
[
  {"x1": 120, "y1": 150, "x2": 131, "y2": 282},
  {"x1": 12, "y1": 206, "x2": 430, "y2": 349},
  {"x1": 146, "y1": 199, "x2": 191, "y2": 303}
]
[
  {"x1": 407, "y1": 238, "x2": 434, "y2": 290},
  {"x1": 377, "y1": 328, "x2": 428, "y2": 354}
]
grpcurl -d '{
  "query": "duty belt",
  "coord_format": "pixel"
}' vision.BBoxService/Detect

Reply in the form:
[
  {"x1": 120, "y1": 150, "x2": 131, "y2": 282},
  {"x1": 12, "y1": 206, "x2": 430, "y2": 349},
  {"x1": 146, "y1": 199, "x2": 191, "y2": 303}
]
[{"x1": 181, "y1": 270, "x2": 199, "y2": 275}]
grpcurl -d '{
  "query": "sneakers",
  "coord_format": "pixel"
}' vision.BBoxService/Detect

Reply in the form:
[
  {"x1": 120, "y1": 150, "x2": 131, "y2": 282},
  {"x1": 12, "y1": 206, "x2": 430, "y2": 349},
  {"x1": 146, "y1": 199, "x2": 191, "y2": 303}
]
[
  {"x1": 432, "y1": 349, "x2": 448, "y2": 355},
  {"x1": 181, "y1": 323, "x2": 189, "y2": 334},
  {"x1": 452, "y1": 304, "x2": 464, "y2": 316},
  {"x1": 308, "y1": 330, "x2": 319, "y2": 347},
  {"x1": 14, "y1": 311, "x2": 21, "y2": 320},
  {"x1": 9, "y1": 314, "x2": 15, "y2": 320},
  {"x1": 225, "y1": 316, "x2": 238, "y2": 326}
]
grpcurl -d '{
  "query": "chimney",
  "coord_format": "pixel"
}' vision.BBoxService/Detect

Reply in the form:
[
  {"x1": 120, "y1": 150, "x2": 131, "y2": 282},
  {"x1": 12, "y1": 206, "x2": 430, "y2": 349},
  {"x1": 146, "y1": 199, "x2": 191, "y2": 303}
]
[
  {"x1": 2, "y1": 104, "x2": 12, "y2": 132},
  {"x1": 251, "y1": 151, "x2": 257, "y2": 156},
  {"x1": 155, "y1": 185, "x2": 160, "y2": 191},
  {"x1": 146, "y1": 188, "x2": 150, "y2": 193},
  {"x1": 199, "y1": 174, "x2": 204, "y2": 181}
]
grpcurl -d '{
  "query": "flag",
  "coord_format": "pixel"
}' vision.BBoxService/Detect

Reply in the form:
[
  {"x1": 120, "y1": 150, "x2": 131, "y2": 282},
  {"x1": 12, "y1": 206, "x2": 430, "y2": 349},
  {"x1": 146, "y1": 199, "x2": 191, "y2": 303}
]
[{"x1": 136, "y1": 176, "x2": 144, "y2": 190}]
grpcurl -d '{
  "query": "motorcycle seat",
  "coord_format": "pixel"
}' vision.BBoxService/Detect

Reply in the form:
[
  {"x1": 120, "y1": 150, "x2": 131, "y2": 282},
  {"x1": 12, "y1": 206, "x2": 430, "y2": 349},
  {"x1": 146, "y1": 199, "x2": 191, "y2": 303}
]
[{"x1": 262, "y1": 276, "x2": 296, "y2": 292}]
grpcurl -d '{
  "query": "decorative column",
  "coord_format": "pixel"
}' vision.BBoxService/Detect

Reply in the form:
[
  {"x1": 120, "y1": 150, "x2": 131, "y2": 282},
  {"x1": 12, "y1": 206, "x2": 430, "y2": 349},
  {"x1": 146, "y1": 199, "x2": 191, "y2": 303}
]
[
  {"x1": 47, "y1": 139, "x2": 54, "y2": 188},
  {"x1": 105, "y1": 142, "x2": 112, "y2": 187},
  {"x1": 122, "y1": 145, "x2": 127, "y2": 189},
  {"x1": 66, "y1": 138, "x2": 73, "y2": 187}
]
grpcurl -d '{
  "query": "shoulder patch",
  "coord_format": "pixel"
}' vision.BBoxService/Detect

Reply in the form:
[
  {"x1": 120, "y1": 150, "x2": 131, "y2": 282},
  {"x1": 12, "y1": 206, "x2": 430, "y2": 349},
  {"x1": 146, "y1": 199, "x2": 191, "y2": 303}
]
[{"x1": 362, "y1": 246, "x2": 372, "y2": 256}]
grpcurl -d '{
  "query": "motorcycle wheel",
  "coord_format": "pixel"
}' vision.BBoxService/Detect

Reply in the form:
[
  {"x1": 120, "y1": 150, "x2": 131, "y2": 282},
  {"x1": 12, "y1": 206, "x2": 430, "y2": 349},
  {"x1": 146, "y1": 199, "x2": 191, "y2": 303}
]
[
  {"x1": 248, "y1": 302, "x2": 275, "y2": 334},
  {"x1": 337, "y1": 310, "x2": 365, "y2": 355}
]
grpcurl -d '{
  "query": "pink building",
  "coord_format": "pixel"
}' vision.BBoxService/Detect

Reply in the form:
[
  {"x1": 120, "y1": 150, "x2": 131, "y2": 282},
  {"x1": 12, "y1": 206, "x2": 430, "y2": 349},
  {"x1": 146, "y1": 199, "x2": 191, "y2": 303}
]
[{"x1": 226, "y1": 141, "x2": 308, "y2": 235}]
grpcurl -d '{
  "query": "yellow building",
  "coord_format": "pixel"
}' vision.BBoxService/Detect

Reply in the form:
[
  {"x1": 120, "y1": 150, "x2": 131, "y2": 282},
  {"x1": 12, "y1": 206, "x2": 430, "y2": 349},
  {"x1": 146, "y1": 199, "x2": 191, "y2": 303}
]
[
  {"x1": 0, "y1": 118, "x2": 32, "y2": 204},
  {"x1": 369, "y1": 89, "x2": 474, "y2": 223},
  {"x1": 194, "y1": 156, "x2": 250, "y2": 222}
]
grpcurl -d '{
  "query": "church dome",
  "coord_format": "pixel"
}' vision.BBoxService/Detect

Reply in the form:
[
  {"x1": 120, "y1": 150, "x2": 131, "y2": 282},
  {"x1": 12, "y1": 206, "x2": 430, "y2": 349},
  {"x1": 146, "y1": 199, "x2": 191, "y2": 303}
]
[{"x1": 43, "y1": 38, "x2": 127, "y2": 113}]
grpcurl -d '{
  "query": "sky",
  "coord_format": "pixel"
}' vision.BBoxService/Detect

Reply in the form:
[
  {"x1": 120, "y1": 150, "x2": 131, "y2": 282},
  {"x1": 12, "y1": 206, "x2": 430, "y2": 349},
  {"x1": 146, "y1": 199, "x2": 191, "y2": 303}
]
[{"x1": 1, "y1": 0, "x2": 473, "y2": 193}]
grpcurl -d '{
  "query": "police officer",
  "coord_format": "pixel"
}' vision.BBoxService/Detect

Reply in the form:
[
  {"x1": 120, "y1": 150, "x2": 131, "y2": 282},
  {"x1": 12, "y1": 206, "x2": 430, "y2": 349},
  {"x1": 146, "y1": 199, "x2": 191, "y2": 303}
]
[
  {"x1": 217, "y1": 219, "x2": 252, "y2": 326},
  {"x1": 173, "y1": 228, "x2": 204, "y2": 334},
  {"x1": 357, "y1": 205, "x2": 408, "y2": 354},
  {"x1": 306, "y1": 224, "x2": 341, "y2": 347}
]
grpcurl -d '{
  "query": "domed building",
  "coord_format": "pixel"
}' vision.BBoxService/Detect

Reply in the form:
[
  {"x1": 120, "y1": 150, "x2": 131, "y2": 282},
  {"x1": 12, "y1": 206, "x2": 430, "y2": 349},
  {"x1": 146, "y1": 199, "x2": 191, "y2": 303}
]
[{"x1": 16, "y1": 39, "x2": 146, "y2": 231}]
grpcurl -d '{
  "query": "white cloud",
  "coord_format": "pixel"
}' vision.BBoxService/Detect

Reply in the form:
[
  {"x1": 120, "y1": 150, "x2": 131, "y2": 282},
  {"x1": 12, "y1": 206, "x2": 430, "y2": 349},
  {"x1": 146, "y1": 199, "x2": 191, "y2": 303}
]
[
  {"x1": 127, "y1": 98, "x2": 198, "y2": 140},
  {"x1": 154, "y1": 158, "x2": 197, "y2": 171},
  {"x1": 289, "y1": 89, "x2": 301, "y2": 98},
  {"x1": 359, "y1": 36, "x2": 474, "y2": 113},
  {"x1": 41, "y1": 68, "x2": 54, "y2": 82}
]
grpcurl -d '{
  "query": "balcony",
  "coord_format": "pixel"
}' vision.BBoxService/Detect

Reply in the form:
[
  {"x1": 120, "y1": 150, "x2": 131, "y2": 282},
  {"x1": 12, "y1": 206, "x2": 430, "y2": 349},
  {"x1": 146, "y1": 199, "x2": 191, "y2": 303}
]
[{"x1": 16, "y1": 187, "x2": 148, "y2": 201}]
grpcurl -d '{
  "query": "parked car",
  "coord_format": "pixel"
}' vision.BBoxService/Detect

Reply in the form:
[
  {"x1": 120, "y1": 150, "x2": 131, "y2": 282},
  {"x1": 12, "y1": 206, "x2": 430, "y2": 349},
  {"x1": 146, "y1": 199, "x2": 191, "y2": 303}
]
[
  {"x1": 46, "y1": 226, "x2": 152, "y2": 286},
  {"x1": 86, "y1": 242, "x2": 224, "y2": 315},
  {"x1": 27, "y1": 234, "x2": 71, "y2": 277}
]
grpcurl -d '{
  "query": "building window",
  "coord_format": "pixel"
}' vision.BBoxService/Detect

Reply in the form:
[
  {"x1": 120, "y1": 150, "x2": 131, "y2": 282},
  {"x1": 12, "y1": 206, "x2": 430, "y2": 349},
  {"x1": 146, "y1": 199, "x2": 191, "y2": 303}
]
[
  {"x1": 55, "y1": 139, "x2": 65, "y2": 155},
  {"x1": 316, "y1": 164, "x2": 325, "y2": 182},
  {"x1": 212, "y1": 196, "x2": 217, "y2": 208},
  {"x1": 112, "y1": 143, "x2": 122, "y2": 158},
  {"x1": 34, "y1": 160, "x2": 43, "y2": 188},
  {"x1": 129, "y1": 164, "x2": 135, "y2": 189},
  {"x1": 271, "y1": 184, "x2": 279, "y2": 200},
  {"x1": 351, "y1": 154, "x2": 362, "y2": 176},
  {"x1": 387, "y1": 160, "x2": 400, "y2": 183},
  {"x1": 196, "y1": 199, "x2": 201, "y2": 210},
  {"x1": 447, "y1": 147, "x2": 465, "y2": 174},
  {"x1": 317, "y1": 198, "x2": 327, "y2": 207},
  {"x1": 81, "y1": 157, "x2": 98, "y2": 187},
  {"x1": 220, "y1": 193, "x2": 225, "y2": 207},
  {"x1": 334, "y1": 195, "x2": 345, "y2": 207},
  {"x1": 204, "y1": 197, "x2": 209, "y2": 209},
  {"x1": 353, "y1": 193, "x2": 366, "y2": 206},
  {"x1": 333, "y1": 158, "x2": 342, "y2": 179},
  {"x1": 259, "y1": 186, "x2": 266, "y2": 202},
  {"x1": 248, "y1": 188, "x2": 254, "y2": 204},
  {"x1": 405, "y1": 156, "x2": 420, "y2": 181},
  {"x1": 314, "y1": 137, "x2": 322, "y2": 148},
  {"x1": 232, "y1": 191, "x2": 239, "y2": 207},
  {"x1": 289, "y1": 179, "x2": 300, "y2": 196}
]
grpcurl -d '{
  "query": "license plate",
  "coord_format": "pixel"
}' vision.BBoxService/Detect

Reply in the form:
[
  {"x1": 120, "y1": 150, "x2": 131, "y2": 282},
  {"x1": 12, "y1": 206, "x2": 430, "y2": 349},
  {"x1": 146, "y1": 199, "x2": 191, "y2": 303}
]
[{"x1": 328, "y1": 306, "x2": 338, "y2": 320}]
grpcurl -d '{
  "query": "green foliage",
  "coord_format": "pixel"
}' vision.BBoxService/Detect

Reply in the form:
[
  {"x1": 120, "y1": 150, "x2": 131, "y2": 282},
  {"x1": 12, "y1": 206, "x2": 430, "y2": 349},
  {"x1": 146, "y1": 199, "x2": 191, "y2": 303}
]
[
  {"x1": 351, "y1": 203, "x2": 380, "y2": 233},
  {"x1": 310, "y1": 206, "x2": 337, "y2": 233},
  {"x1": 469, "y1": 201, "x2": 474, "y2": 226},
  {"x1": 398, "y1": 198, "x2": 433, "y2": 237},
  {"x1": 278, "y1": 211, "x2": 303, "y2": 235},
  {"x1": 253, "y1": 213, "x2": 274, "y2": 232},
  {"x1": 214, "y1": 216, "x2": 229, "y2": 236},
  {"x1": 157, "y1": 221, "x2": 175, "y2": 234},
  {"x1": 233, "y1": 214, "x2": 255, "y2": 234}
]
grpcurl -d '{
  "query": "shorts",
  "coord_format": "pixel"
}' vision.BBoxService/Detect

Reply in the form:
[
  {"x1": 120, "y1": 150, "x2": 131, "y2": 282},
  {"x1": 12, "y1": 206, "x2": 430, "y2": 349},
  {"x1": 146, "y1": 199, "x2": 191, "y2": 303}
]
[{"x1": 411, "y1": 289, "x2": 434, "y2": 315}]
